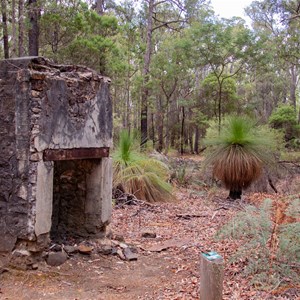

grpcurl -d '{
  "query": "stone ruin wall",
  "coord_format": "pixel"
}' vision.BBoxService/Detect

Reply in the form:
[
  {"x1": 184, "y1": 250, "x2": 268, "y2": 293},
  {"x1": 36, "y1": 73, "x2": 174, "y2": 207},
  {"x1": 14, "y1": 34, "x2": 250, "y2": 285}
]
[{"x1": 0, "y1": 57, "x2": 113, "y2": 254}]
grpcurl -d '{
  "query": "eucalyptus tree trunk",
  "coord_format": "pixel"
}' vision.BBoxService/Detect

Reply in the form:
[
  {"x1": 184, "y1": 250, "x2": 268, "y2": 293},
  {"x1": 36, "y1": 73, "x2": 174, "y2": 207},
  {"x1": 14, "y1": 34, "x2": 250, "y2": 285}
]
[
  {"x1": 1, "y1": 0, "x2": 9, "y2": 58},
  {"x1": 289, "y1": 64, "x2": 298, "y2": 111},
  {"x1": 188, "y1": 109, "x2": 194, "y2": 154},
  {"x1": 156, "y1": 95, "x2": 164, "y2": 152},
  {"x1": 194, "y1": 126, "x2": 200, "y2": 154},
  {"x1": 11, "y1": 0, "x2": 17, "y2": 57},
  {"x1": 141, "y1": 0, "x2": 154, "y2": 147},
  {"x1": 19, "y1": 0, "x2": 25, "y2": 56},
  {"x1": 95, "y1": 0, "x2": 105, "y2": 15},
  {"x1": 28, "y1": 0, "x2": 40, "y2": 56},
  {"x1": 180, "y1": 106, "x2": 185, "y2": 155}
]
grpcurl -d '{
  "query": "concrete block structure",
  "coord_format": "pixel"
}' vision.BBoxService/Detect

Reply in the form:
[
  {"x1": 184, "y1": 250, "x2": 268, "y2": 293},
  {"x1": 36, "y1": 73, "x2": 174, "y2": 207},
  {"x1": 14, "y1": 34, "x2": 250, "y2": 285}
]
[{"x1": 0, "y1": 57, "x2": 112, "y2": 253}]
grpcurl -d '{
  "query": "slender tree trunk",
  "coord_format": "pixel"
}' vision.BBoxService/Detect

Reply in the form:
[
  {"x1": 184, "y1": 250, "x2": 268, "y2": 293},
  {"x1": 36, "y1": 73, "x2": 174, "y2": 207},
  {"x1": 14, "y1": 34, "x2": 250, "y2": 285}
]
[
  {"x1": 19, "y1": 0, "x2": 25, "y2": 56},
  {"x1": 141, "y1": 0, "x2": 154, "y2": 147},
  {"x1": 126, "y1": 76, "x2": 130, "y2": 131},
  {"x1": 151, "y1": 113, "x2": 155, "y2": 148},
  {"x1": 95, "y1": 0, "x2": 104, "y2": 15},
  {"x1": 164, "y1": 102, "x2": 170, "y2": 155},
  {"x1": 188, "y1": 108, "x2": 194, "y2": 154},
  {"x1": 188, "y1": 129, "x2": 193, "y2": 154},
  {"x1": 28, "y1": 0, "x2": 40, "y2": 56},
  {"x1": 11, "y1": 0, "x2": 17, "y2": 57},
  {"x1": 1, "y1": 0, "x2": 9, "y2": 58},
  {"x1": 194, "y1": 126, "x2": 199, "y2": 154},
  {"x1": 157, "y1": 96, "x2": 164, "y2": 152},
  {"x1": 289, "y1": 64, "x2": 298, "y2": 111},
  {"x1": 218, "y1": 82, "x2": 222, "y2": 132},
  {"x1": 180, "y1": 106, "x2": 185, "y2": 155},
  {"x1": 170, "y1": 94, "x2": 179, "y2": 149}
]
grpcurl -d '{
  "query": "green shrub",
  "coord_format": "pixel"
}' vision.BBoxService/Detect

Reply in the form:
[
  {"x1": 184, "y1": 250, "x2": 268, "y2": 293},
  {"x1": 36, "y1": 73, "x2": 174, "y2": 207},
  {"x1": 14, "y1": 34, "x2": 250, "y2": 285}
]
[
  {"x1": 112, "y1": 130, "x2": 174, "y2": 202},
  {"x1": 269, "y1": 105, "x2": 300, "y2": 146},
  {"x1": 216, "y1": 197, "x2": 300, "y2": 289}
]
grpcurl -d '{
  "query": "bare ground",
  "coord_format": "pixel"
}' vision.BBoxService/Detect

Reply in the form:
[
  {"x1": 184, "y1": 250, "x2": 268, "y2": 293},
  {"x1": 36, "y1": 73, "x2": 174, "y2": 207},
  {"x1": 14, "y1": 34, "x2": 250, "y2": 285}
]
[{"x1": 1, "y1": 186, "x2": 299, "y2": 299}]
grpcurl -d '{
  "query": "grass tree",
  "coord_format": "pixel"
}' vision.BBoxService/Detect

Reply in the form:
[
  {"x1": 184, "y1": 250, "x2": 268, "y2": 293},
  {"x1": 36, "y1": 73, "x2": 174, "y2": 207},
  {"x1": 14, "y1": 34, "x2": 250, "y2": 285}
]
[
  {"x1": 204, "y1": 116, "x2": 278, "y2": 200},
  {"x1": 112, "y1": 130, "x2": 173, "y2": 203}
]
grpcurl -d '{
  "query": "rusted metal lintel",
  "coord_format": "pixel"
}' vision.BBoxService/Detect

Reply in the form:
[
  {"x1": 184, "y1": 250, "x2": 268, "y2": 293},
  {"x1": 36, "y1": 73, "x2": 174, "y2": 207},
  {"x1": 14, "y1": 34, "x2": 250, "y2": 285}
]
[{"x1": 43, "y1": 147, "x2": 110, "y2": 161}]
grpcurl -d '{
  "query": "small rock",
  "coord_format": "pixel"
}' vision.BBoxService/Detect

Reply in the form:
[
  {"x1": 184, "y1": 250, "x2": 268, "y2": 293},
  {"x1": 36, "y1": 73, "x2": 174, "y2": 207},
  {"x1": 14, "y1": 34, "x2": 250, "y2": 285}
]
[
  {"x1": 12, "y1": 249, "x2": 31, "y2": 257},
  {"x1": 0, "y1": 268, "x2": 9, "y2": 274},
  {"x1": 111, "y1": 247, "x2": 118, "y2": 255},
  {"x1": 116, "y1": 249, "x2": 126, "y2": 260},
  {"x1": 49, "y1": 244, "x2": 62, "y2": 252},
  {"x1": 63, "y1": 245, "x2": 77, "y2": 254},
  {"x1": 112, "y1": 234, "x2": 125, "y2": 242},
  {"x1": 129, "y1": 246, "x2": 138, "y2": 254},
  {"x1": 142, "y1": 232, "x2": 157, "y2": 239},
  {"x1": 105, "y1": 226, "x2": 113, "y2": 239},
  {"x1": 123, "y1": 248, "x2": 138, "y2": 261},
  {"x1": 31, "y1": 90, "x2": 40, "y2": 97},
  {"x1": 31, "y1": 263, "x2": 39, "y2": 270},
  {"x1": 94, "y1": 237, "x2": 111, "y2": 245},
  {"x1": 46, "y1": 251, "x2": 68, "y2": 266},
  {"x1": 119, "y1": 243, "x2": 128, "y2": 249},
  {"x1": 10, "y1": 249, "x2": 34, "y2": 270},
  {"x1": 98, "y1": 245, "x2": 113, "y2": 255},
  {"x1": 78, "y1": 244, "x2": 94, "y2": 255}
]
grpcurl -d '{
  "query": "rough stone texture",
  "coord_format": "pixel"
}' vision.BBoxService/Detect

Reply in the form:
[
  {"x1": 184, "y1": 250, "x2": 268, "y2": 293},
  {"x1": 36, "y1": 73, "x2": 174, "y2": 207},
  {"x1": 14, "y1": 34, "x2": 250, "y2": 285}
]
[
  {"x1": 46, "y1": 251, "x2": 68, "y2": 266},
  {"x1": 51, "y1": 158, "x2": 112, "y2": 239},
  {"x1": 0, "y1": 57, "x2": 112, "y2": 253}
]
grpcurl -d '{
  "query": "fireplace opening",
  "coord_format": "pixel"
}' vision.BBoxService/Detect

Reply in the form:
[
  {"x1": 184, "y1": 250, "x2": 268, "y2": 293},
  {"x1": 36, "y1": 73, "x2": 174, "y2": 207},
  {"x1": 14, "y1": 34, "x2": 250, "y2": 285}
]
[{"x1": 50, "y1": 158, "x2": 109, "y2": 243}]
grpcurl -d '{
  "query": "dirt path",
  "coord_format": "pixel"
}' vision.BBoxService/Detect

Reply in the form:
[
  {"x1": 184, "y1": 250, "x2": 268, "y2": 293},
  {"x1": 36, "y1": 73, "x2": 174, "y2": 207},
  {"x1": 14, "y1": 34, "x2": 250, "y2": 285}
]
[{"x1": 0, "y1": 188, "x2": 299, "y2": 300}]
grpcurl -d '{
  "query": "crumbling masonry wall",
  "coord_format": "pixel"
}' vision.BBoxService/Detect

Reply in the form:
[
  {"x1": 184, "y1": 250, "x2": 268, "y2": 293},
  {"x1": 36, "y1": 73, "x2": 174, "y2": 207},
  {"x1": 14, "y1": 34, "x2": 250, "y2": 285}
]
[{"x1": 0, "y1": 57, "x2": 112, "y2": 252}]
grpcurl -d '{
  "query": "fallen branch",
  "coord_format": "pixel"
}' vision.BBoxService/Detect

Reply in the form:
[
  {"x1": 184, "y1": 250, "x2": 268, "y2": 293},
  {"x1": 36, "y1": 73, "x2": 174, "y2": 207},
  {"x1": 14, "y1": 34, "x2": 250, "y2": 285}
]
[
  {"x1": 278, "y1": 160, "x2": 300, "y2": 167},
  {"x1": 176, "y1": 213, "x2": 209, "y2": 220},
  {"x1": 268, "y1": 176, "x2": 278, "y2": 193}
]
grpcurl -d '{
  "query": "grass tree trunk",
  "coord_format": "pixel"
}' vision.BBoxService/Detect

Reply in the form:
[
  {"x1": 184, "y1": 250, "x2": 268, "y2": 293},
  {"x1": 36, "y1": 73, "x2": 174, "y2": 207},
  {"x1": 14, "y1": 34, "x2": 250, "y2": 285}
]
[{"x1": 228, "y1": 190, "x2": 242, "y2": 200}]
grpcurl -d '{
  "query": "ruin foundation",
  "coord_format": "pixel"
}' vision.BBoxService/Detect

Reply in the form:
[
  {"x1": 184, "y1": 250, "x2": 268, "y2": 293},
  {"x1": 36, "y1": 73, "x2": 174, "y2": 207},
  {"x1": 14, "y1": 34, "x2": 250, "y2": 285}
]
[{"x1": 0, "y1": 57, "x2": 113, "y2": 254}]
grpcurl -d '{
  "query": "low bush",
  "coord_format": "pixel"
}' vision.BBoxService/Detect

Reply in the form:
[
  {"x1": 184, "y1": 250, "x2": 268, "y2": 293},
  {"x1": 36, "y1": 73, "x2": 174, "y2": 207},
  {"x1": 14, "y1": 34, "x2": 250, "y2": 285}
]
[
  {"x1": 216, "y1": 196, "x2": 300, "y2": 289},
  {"x1": 112, "y1": 130, "x2": 174, "y2": 202}
]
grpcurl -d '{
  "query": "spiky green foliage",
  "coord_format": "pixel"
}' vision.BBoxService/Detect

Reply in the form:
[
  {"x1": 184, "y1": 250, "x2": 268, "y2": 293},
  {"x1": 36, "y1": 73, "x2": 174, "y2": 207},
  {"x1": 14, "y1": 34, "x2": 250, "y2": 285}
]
[
  {"x1": 112, "y1": 131, "x2": 173, "y2": 203},
  {"x1": 204, "y1": 116, "x2": 279, "y2": 195},
  {"x1": 216, "y1": 197, "x2": 300, "y2": 289}
]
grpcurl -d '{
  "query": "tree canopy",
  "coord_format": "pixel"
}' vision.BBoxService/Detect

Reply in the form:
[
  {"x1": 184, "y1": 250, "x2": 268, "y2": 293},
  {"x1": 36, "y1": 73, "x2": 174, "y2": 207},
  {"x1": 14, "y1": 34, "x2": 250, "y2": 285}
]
[{"x1": 0, "y1": 0, "x2": 299, "y2": 152}]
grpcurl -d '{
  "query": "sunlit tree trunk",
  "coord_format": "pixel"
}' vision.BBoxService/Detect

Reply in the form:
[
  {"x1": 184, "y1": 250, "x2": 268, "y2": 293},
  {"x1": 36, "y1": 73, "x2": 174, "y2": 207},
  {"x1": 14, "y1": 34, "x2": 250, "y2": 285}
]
[
  {"x1": 180, "y1": 106, "x2": 185, "y2": 155},
  {"x1": 11, "y1": 0, "x2": 17, "y2": 57},
  {"x1": 141, "y1": 0, "x2": 154, "y2": 147},
  {"x1": 289, "y1": 64, "x2": 298, "y2": 111},
  {"x1": 19, "y1": 0, "x2": 25, "y2": 56},
  {"x1": 28, "y1": 0, "x2": 40, "y2": 56},
  {"x1": 1, "y1": 0, "x2": 9, "y2": 58},
  {"x1": 95, "y1": 0, "x2": 104, "y2": 15},
  {"x1": 156, "y1": 96, "x2": 164, "y2": 152},
  {"x1": 194, "y1": 126, "x2": 199, "y2": 154}
]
